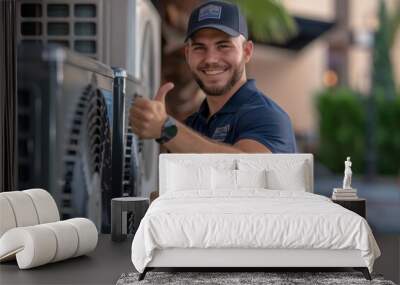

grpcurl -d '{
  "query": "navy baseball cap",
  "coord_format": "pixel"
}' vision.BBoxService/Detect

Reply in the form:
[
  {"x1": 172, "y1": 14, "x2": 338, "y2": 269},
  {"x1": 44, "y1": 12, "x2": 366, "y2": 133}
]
[{"x1": 185, "y1": 1, "x2": 248, "y2": 42}]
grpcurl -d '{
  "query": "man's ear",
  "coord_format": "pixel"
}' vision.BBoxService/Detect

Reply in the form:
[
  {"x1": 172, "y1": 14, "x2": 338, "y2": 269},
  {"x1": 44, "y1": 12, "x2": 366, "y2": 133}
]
[{"x1": 243, "y1": 40, "x2": 254, "y2": 63}]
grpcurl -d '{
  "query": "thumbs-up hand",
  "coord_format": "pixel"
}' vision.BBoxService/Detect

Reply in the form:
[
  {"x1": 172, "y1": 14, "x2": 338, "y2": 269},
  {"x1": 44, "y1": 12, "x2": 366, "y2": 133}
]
[{"x1": 129, "y1": 82, "x2": 175, "y2": 139}]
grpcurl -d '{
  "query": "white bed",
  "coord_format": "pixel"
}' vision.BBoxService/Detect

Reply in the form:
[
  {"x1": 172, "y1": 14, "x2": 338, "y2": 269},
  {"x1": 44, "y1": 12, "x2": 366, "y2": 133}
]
[{"x1": 131, "y1": 154, "x2": 380, "y2": 280}]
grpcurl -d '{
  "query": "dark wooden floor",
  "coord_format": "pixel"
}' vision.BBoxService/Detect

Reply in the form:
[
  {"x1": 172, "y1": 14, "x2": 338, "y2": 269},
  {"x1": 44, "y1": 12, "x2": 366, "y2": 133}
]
[{"x1": 1, "y1": 235, "x2": 398, "y2": 284}]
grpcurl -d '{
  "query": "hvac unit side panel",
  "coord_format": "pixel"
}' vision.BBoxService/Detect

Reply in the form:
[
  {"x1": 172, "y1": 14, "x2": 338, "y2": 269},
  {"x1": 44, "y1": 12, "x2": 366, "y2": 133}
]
[
  {"x1": 17, "y1": 47, "x2": 52, "y2": 191},
  {"x1": 17, "y1": 45, "x2": 116, "y2": 233}
]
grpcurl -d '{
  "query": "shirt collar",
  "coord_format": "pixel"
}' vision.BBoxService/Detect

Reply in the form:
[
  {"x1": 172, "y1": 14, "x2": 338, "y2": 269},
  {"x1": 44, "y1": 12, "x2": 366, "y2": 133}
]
[{"x1": 198, "y1": 79, "x2": 258, "y2": 119}]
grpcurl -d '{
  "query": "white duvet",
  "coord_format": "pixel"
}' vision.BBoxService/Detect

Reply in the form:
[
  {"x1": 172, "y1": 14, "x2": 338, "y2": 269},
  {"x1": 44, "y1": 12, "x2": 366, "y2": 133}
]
[{"x1": 131, "y1": 190, "x2": 380, "y2": 273}]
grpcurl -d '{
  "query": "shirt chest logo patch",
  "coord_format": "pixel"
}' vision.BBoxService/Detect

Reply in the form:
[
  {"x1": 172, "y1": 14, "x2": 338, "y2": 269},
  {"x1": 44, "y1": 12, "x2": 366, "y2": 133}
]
[{"x1": 212, "y1": 124, "x2": 230, "y2": 141}]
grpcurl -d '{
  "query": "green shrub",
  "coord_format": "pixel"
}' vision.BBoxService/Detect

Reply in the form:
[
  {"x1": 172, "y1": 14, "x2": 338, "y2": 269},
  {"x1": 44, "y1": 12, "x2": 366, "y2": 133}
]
[
  {"x1": 316, "y1": 87, "x2": 400, "y2": 175},
  {"x1": 315, "y1": 87, "x2": 366, "y2": 174},
  {"x1": 376, "y1": 95, "x2": 400, "y2": 174}
]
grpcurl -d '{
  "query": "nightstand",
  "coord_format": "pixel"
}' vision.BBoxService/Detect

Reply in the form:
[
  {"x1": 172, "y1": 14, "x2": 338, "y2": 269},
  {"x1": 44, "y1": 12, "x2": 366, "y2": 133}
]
[
  {"x1": 111, "y1": 197, "x2": 149, "y2": 241},
  {"x1": 332, "y1": 198, "x2": 366, "y2": 218}
]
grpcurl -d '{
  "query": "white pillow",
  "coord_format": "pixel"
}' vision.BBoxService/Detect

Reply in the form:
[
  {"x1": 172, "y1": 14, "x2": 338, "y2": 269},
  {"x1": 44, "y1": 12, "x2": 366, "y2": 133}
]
[
  {"x1": 236, "y1": 169, "x2": 267, "y2": 189},
  {"x1": 212, "y1": 168, "x2": 237, "y2": 190},
  {"x1": 167, "y1": 162, "x2": 212, "y2": 191},
  {"x1": 237, "y1": 159, "x2": 308, "y2": 192},
  {"x1": 265, "y1": 168, "x2": 306, "y2": 191}
]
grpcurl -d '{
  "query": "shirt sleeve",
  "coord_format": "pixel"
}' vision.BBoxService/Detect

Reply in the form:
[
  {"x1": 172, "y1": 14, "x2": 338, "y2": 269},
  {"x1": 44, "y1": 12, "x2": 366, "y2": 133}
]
[{"x1": 233, "y1": 106, "x2": 297, "y2": 153}]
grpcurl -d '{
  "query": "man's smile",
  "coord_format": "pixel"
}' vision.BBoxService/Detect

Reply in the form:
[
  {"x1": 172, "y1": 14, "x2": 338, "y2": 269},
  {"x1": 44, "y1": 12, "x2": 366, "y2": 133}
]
[{"x1": 200, "y1": 67, "x2": 229, "y2": 77}]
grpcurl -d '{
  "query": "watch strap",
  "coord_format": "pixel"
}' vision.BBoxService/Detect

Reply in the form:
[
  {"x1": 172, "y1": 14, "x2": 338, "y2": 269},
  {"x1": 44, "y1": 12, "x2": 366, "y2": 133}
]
[{"x1": 155, "y1": 116, "x2": 177, "y2": 144}]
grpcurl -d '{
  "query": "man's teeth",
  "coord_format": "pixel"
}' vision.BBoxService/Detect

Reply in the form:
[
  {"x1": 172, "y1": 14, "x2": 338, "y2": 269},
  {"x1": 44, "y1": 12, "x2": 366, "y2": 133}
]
[{"x1": 204, "y1": 70, "x2": 225, "y2": 75}]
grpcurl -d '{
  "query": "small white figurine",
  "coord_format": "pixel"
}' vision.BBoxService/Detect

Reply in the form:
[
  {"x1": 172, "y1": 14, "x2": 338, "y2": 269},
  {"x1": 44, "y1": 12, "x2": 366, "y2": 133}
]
[{"x1": 342, "y1": 157, "x2": 352, "y2": 189}]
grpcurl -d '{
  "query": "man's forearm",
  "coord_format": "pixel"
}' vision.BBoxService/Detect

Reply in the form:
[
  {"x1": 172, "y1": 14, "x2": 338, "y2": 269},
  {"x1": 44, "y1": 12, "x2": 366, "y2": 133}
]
[{"x1": 163, "y1": 120, "x2": 244, "y2": 153}]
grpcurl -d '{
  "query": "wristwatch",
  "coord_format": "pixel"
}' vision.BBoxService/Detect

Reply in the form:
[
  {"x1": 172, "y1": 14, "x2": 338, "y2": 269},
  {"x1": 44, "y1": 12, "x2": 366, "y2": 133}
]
[{"x1": 155, "y1": 116, "x2": 178, "y2": 144}]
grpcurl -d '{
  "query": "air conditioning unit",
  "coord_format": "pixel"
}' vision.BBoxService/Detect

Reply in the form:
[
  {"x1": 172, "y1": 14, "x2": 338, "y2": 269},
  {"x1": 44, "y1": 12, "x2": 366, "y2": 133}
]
[
  {"x1": 17, "y1": 44, "x2": 146, "y2": 233},
  {"x1": 16, "y1": 0, "x2": 161, "y2": 199}
]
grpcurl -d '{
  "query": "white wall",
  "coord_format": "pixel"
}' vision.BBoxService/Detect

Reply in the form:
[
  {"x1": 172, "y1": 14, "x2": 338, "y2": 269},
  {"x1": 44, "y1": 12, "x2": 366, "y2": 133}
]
[{"x1": 247, "y1": 41, "x2": 327, "y2": 135}]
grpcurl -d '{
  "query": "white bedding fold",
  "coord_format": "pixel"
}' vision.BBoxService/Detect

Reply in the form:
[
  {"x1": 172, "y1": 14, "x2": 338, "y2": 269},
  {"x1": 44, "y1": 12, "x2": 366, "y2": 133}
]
[{"x1": 131, "y1": 190, "x2": 380, "y2": 273}]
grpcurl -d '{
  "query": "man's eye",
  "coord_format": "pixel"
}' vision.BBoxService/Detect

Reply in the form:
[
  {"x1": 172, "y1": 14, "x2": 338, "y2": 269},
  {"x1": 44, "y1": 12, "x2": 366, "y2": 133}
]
[
  {"x1": 219, "y1": 45, "x2": 230, "y2": 49},
  {"x1": 193, "y1": 46, "x2": 205, "y2": 51}
]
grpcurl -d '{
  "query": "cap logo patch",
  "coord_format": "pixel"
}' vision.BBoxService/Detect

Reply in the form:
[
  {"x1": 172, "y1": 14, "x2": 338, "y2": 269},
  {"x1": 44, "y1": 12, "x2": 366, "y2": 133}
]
[{"x1": 198, "y1": 4, "x2": 221, "y2": 21}]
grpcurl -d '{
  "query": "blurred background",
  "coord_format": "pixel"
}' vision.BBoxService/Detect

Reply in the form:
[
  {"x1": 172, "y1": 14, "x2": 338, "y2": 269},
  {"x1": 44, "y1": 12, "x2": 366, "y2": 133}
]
[
  {"x1": 0, "y1": 0, "x2": 399, "y2": 283},
  {"x1": 157, "y1": 2, "x2": 400, "y2": 281}
]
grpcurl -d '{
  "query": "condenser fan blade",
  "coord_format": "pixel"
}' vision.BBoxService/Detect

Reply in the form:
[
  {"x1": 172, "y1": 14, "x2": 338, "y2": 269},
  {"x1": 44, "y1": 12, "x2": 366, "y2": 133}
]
[{"x1": 62, "y1": 85, "x2": 112, "y2": 232}]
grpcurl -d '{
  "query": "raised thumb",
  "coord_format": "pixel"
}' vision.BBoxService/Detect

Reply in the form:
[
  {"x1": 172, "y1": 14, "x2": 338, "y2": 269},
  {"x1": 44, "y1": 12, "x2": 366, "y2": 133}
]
[{"x1": 154, "y1": 82, "x2": 174, "y2": 104}]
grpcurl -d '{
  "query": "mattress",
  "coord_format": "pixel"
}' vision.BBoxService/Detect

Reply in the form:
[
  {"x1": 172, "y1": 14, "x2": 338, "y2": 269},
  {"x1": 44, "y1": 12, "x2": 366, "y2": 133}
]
[{"x1": 131, "y1": 190, "x2": 380, "y2": 273}]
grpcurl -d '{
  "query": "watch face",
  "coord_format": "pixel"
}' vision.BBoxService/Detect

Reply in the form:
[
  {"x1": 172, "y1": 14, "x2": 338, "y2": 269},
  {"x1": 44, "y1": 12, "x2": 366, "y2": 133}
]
[{"x1": 165, "y1": 124, "x2": 178, "y2": 138}]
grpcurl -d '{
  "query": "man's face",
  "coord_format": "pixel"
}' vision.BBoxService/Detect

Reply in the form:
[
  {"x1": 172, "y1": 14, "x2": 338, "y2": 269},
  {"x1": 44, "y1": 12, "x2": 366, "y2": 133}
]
[{"x1": 185, "y1": 28, "x2": 253, "y2": 96}]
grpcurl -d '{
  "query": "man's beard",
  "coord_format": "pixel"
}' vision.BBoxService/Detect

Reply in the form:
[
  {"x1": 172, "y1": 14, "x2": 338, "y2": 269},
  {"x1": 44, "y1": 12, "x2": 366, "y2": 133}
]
[{"x1": 193, "y1": 60, "x2": 245, "y2": 97}]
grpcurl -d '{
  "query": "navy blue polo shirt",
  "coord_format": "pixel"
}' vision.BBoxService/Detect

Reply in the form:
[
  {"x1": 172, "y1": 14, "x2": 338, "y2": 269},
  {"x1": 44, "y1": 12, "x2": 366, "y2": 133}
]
[{"x1": 184, "y1": 80, "x2": 297, "y2": 153}]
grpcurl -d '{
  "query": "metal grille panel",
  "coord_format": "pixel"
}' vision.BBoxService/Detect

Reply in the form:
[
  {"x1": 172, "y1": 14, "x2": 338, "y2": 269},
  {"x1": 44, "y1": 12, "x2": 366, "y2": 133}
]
[{"x1": 17, "y1": 0, "x2": 102, "y2": 59}]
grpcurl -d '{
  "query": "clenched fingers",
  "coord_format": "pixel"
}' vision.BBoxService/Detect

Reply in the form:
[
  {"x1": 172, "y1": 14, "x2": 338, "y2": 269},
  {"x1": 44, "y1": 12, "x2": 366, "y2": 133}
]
[
  {"x1": 130, "y1": 106, "x2": 154, "y2": 122},
  {"x1": 128, "y1": 98, "x2": 166, "y2": 139}
]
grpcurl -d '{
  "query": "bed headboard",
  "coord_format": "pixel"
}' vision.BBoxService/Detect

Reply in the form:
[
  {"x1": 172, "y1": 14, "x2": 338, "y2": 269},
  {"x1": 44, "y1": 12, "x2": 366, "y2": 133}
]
[{"x1": 159, "y1": 153, "x2": 314, "y2": 195}]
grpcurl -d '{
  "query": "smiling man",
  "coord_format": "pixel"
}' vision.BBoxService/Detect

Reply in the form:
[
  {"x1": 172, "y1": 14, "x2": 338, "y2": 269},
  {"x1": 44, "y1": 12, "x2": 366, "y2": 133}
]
[{"x1": 129, "y1": 0, "x2": 297, "y2": 153}]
